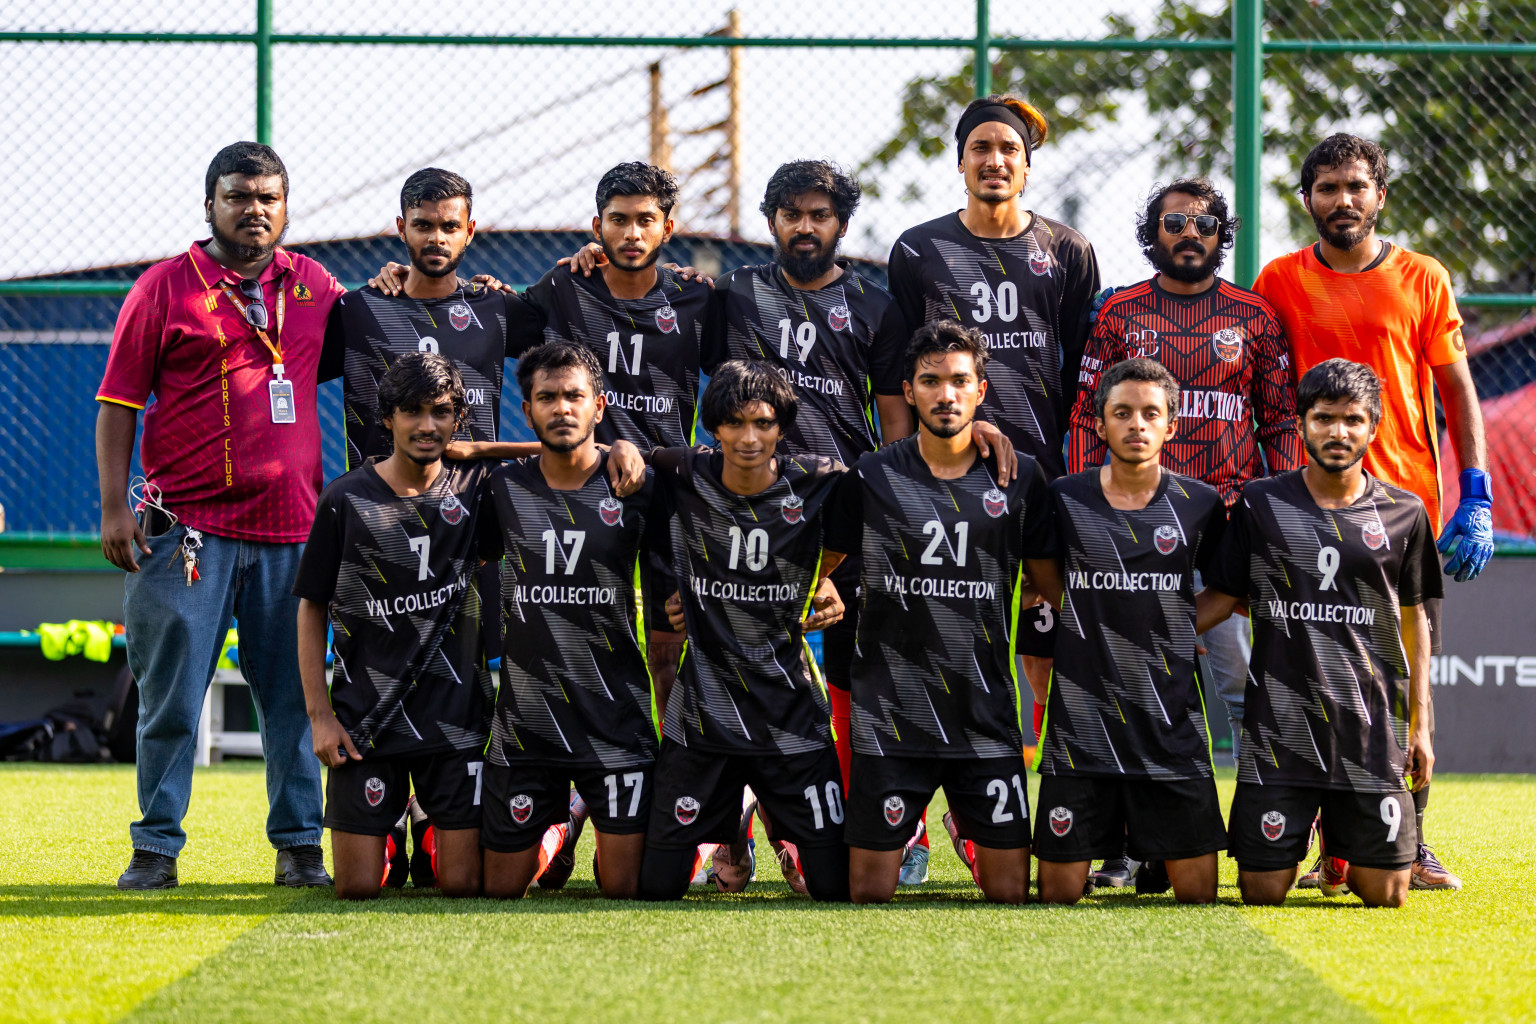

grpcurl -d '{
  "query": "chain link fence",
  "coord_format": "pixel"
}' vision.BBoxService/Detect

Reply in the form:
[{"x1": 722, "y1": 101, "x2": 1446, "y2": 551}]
[{"x1": 3, "y1": 0, "x2": 1533, "y2": 546}]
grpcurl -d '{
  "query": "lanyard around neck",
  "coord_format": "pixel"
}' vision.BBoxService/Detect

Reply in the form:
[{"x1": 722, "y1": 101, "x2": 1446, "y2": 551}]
[{"x1": 190, "y1": 245, "x2": 287, "y2": 377}]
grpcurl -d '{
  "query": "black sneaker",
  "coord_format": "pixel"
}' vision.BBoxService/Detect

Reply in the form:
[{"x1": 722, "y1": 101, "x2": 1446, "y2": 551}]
[
  {"x1": 1135, "y1": 859, "x2": 1171, "y2": 895},
  {"x1": 537, "y1": 789, "x2": 588, "y2": 890},
  {"x1": 408, "y1": 797, "x2": 437, "y2": 888},
  {"x1": 1092, "y1": 855, "x2": 1141, "y2": 888},
  {"x1": 275, "y1": 845, "x2": 332, "y2": 887},
  {"x1": 384, "y1": 809, "x2": 409, "y2": 889},
  {"x1": 118, "y1": 850, "x2": 178, "y2": 890}
]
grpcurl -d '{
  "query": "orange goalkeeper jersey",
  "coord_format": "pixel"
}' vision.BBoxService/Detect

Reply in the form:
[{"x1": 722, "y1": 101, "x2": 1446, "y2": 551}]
[{"x1": 1253, "y1": 243, "x2": 1466, "y2": 528}]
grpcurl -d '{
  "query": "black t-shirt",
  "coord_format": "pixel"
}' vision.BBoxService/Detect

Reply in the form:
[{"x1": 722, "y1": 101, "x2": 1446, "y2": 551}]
[
  {"x1": 707, "y1": 262, "x2": 906, "y2": 464},
  {"x1": 1036, "y1": 469, "x2": 1226, "y2": 781},
  {"x1": 477, "y1": 453, "x2": 659, "y2": 769},
  {"x1": 292, "y1": 458, "x2": 496, "y2": 757},
  {"x1": 520, "y1": 266, "x2": 714, "y2": 449},
  {"x1": 884, "y1": 211, "x2": 1100, "y2": 478},
  {"x1": 1204, "y1": 470, "x2": 1443, "y2": 793},
  {"x1": 651, "y1": 448, "x2": 845, "y2": 755},
  {"x1": 319, "y1": 281, "x2": 544, "y2": 467},
  {"x1": 823, "y1": 438, "x2": 1057, "y2": 758}
]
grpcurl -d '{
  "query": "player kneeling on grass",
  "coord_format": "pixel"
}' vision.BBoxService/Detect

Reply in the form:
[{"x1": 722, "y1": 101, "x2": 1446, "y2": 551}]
[
  {"x1": 824, "y1": 323, "x2": 1057, "y2": 905},
  {"x1": 1031, "y1": 358, "x2": 1228, "y2": 904},
  {"x1": 1197, "y1": 359, "x2": 1438, "y2": 908},
  {"x1": 295, "y1": 353, "x2": 495, "y2": 900},
  {"x1": 635, "y1": 360, "x2": 852, "y2": 902},
  {"x1": 476, "y1": 342, "x2": 660, "y2": 899}
]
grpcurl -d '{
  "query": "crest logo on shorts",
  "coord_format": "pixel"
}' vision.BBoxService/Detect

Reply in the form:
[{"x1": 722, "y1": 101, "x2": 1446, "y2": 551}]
[
  {"x1": 1261, "y1": 810, "x2": 1286, "y2": 841},
  {"x1": 364, "y1": 777, "x2": 385, "y2": 807},
  {"x1": 1048, "y1": 806, "x2": 1074, "y2": 836},
  {"x1": 448, "y1": 302, "x2": 472, "y2": 331},
  {"x1": 1362, "y1": 520, "x2": 1387, "y2": 551},
  {"x1": 1154, "y1": 524, "x2": 1179, "y2": 555},
  {"x1": 674, "y1": 796, "x2": 700, "y2": 826},
  {"x1": 883, "y1": 795, "x2": 906, "y2": 827},
  {"x1": 599, "y1": 497, "x2": 623, "y2": 526},
  {"x1": 510, "y1": 793, "x2": 533, "y2": 824},
  {"x1": 1027, "y1": 250, "x2": 1053, "y2": 277},
  {"x1": 1212, "y1": 327, "x2": 1243, "y2": 363},
  {"x1": 982, "y1": 488, "x2": 1008, "y2": 518},
  {"x1": 655, "y1": 304, "x2": 679, "y2": 335},
  {"x1": 828, "y1": 304, "x2": 851, "y2": 332},
  {"x1": 781, "y1": 494, "x2": 804, "y2": 524},
  {"x1": 439, "y1": 492, "x2": 467, "y2": 525}
]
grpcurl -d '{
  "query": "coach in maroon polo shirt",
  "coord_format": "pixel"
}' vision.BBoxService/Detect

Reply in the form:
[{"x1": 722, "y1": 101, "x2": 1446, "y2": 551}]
[{"x1": 96, "y1": 143, "x2": 343, "y2": 890}]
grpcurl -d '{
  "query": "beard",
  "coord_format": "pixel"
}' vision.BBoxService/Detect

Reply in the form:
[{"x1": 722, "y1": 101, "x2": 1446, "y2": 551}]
[
  {"x1": 774, "y1": 234, "x2": 838, "y2": 282},
  {"x1": 534, "y1": 417, "x2": 595, "y2": 454},
  {"x1": 1150, "y1": 238, "x2": 1223, "y2": 283},
  {"x1": 210, "y1": 217, "x2": 285, "y2": 262},
  {"x1": 600, "y1": 238, "x2": 662, "y2": 272},
  {"x1": 1303, "y1": 434, "x2": 1367, "y2": 474},
  {"x1": 919, "y1": 405, "x2": 972, "y2": 438},
  {"x1": 1312, "y1": 205, "x2": 1379, "y2": 250},
  {"x1": 409, "y1": 242, "x2": 466, "y2": 279}
]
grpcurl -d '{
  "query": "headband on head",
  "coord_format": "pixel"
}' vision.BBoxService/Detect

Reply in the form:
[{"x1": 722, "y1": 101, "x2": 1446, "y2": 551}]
[{"x1": 955, "y1": 102, "x2": 1034, "y2": 165}]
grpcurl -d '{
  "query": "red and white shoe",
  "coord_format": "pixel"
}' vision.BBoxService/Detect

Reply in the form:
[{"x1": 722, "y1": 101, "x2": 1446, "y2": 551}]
[{"x1": 1318, "y1": 855, "x2": 1351, "y2": 897}]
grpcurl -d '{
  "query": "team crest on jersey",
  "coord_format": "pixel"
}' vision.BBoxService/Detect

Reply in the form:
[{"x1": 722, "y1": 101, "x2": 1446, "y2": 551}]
[
  {"x1": 674, "y1": 796, "x2": 700, "y2": 826},
  {"x1": 1048, "y1": 806, "x2": 1074, "y2": 836},
  {"x1": 1212, "y1": 327, "x2": 1243, "y2": 363},
  {"x1": 439, "y1": 492, "x2": 467, "y2": 525},
  {"x1": 510, "y1": 794, "x2": 533, "y2": 824},
  {"x1": 982, "y1": 488, "x2": 1008, "y2": 518},
  {"x1": 1261, "y1": 810, "x2": 1286, "y2": 841},
  {"x1": 1362, "y1": 520, "x2": 1387, "y2": 551},
  {"x1": 364, "y1": 777, "x2": 385, "y2": 807},
  {"x1": 781, "y1": 495, "x2": 804, "y2": 524},
  {"x1": 599, "y1": 497, "x2": 623, "y2": 526},
  {"x1": 448, "y1": 302, "x2": 472, "y2": 331},
  {"x1": 292, "y1": 281, "x2": 313, "y2": 303},
  {"x1": 1154, "y1": 524, "x2": 1179, "y2": 554},
  {"x1": 883, "y1": 795, "x2": 906, "y2": 827},
  {"x1": 1027, "y1": 250, "x2": 1053, "y2": 277},
  {"x1": 655, "y1": 304, "x2": 679, "y2": 335},
  {"x1": 828, "y1": 304, "x2": 851, "y2": 332}
]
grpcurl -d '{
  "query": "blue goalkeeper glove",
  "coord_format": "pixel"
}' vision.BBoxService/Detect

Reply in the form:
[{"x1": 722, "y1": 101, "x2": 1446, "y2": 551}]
[
  {"x1": 1088, "y1": 285, "x2": 1122, "y2": 325},
  {"x1": 1436, "y1": 468, "x2": 1494, "y2": 582}
]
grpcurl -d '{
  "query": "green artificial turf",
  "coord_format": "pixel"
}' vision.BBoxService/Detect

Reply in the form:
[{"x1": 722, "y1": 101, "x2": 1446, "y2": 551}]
[{"x1": 3, "y1": 763, "x2": 1532, "y2": 1023}]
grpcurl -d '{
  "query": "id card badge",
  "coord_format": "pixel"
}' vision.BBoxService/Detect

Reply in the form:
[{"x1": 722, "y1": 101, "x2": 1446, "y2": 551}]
[{"x1": 269, "y1": 378, "x2": 297, "y2": 424}]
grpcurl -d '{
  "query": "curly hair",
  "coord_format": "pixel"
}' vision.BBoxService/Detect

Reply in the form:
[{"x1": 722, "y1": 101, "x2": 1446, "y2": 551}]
[
  {"x1": 595, "y1": 161, "x2": 680, "y2": 217},
  {"x1": 377, "y1": 352, "x2": 466, "y2": 428},
  {"x1": 1299, "y1": 134, "x2": 1390, "y2": 196},
  {"x1": 1136, "y1": 178, "x2": 1239, "y2": 256},
  {"x1": 758, "y1": 160, "x2": 862, "y2": 224}
]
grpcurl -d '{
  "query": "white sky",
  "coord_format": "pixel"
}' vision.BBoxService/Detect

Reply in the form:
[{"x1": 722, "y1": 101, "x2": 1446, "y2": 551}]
[{"x1": 4, "y1": 0, "x2": 1332, "y2": 284}]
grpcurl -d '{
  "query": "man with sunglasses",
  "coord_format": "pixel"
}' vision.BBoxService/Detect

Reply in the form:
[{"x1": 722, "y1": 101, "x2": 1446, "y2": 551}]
[
  {"x1": 96, "y1": 142, "x2": 346, "y2": 890},
  {"x1": 1066, "y1": 177, "x2": 1301, "y2": 891}
]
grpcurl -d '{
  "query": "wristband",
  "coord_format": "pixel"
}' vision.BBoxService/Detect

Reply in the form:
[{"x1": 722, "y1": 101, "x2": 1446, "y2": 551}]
[{"x1": 1459, "y1": 467, "x2": 1492, "y2": 504}]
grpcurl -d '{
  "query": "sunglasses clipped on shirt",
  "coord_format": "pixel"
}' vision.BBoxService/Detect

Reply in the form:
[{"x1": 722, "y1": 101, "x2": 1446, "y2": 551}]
[
  {"x1": 237, "y1": 278, "x2": 269, "y2": 330},
  {"x1": 1162, "y1": 213, "x2": 1221, "y2": 237}
]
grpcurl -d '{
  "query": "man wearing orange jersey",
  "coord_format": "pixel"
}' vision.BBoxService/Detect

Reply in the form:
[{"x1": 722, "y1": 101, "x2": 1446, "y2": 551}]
[{"x1": 1253, "y1": 134, "x2": 1491, "y2": 892}]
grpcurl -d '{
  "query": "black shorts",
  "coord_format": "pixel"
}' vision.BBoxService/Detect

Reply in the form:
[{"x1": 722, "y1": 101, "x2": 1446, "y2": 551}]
[
  {"x1": 844, "y1": 753, "x2": 1032, "y2": 851},
  {"x1": 646, "y1": 741, "x2": 844, "y2": 850},
  {"x1": 1033, "y1": 773, "x2": 1226, "y2": 862},
  {"x1": 644, "y1": 553, "x2": 682, "y2": 637},
  {"x1": 324, "y1": 748, "x2": 485, "y2": 836},
  {"x1": 1016, "y1": 601, "x2": 1056, "y2": 658},
  {"x1": 1227, "y1": 782, "x2": 1417, "y2": 872},
  {"x1": 481, "y1": 761, "x2": 653, "y2": 853}
]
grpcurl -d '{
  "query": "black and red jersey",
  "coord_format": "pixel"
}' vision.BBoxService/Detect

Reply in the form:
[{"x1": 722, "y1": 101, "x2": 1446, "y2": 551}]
[{"x1": 1066, "y1": 277, "x2": 1302, "y2": 504}]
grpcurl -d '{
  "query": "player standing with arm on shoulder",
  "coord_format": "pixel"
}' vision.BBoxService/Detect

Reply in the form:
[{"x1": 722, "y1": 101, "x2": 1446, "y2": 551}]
[
  {"x1": 1252, "y1": 135, "x2": 1485, "y2": 890},
  {"x1": 1035, "y1": 359, "x2": 1228, "y2": 904},
  {"x1": 824, "y1": 323, "x2": 1057, "y2": 904},
  {"x1": 294, "y1": 354, "x2": 496, "y2": 900},
  {"x1": 1198, "y1": 359, "x2": 1438, "y2": 908}
]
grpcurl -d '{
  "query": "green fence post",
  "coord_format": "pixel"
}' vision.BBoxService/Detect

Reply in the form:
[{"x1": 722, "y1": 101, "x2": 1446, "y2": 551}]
[
  {"x1": 256, "y1": 0, "x2": 273, "y2": 145},
  {"x1": 1233, "y1": 0, "x2": 1262, "y2": 286},
  {"x1": 974, "y1": 0, "x2": 991, "y2": 98}
]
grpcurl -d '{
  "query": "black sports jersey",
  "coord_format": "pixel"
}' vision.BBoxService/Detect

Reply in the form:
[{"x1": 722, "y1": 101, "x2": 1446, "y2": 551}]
[
  {"x1": 1204, "y1": 471, "x2": 1443, "y2": 792},
  {"x1": 520, "y1": 266, "x2": 713, "y2": 449},
  {"x1": 708, "y1": 262, "x2": 905, "y2": 463},
  {"x1": 1036, "y1": 469, "x2": 1226, "y2": 781},
  {"x1": 884, "y1": 212, "x2": 1100, "y2": 477},
  {"x1": 320, "y1": 281, "x2": 544, "y2": 467},
  {"x1": 1067, "y1": 277, "x2": 1302, "y2": 503},
  {"x1": 653, "y1": 448, "x2": 844, "y2": 755},
  {"x1": 478, "y1": 453, "x2": 659, "y2": 770},
  {"x1": 293, "y1": 458, "x2": 495, "y2": 757},
  {"x1": 823, "y1": 439, "x2": 1056, "y2": 758}
]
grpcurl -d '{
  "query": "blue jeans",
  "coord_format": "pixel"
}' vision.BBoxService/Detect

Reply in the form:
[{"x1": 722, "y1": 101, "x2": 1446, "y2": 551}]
[
  {"x1": 124, "y1": 524, "x2": 322, "y2": 857},
  {"x1": 1195, "y1": 570, "x2": 1249, "y2": 761}
]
